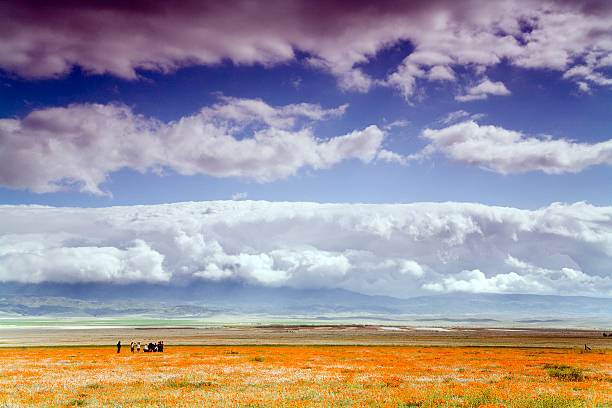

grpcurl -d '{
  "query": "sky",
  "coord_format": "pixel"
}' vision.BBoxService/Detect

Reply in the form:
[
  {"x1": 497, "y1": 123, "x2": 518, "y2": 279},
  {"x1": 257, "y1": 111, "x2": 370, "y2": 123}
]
[{"x1": 0, "y1": 0, "x2": 611, "y2": 299}]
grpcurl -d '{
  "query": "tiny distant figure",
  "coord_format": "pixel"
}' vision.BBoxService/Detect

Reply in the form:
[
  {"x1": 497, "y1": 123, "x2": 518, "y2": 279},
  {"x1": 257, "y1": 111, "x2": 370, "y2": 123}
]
[
  {"x1": 117, "y1": 341, "x2": 121, "y2": 353},
  {"x1": 160, "y1": 341, "x2": 164, "y2": 352},
  {"x1": 144, "y1": 344, "x2": 148, "y2": 352},
  {"x1": 130, "y1": 342, "x2": 135, "y2": 353},
  {"x1": 584, "y1": 344, "x2": 591, "y2": 351},
  {"x1": 604, "y1": 333, "x2": 608, "y2": 337},
  {"x1": 137, "y1": 342, "x2": 140, "y2": 353}
]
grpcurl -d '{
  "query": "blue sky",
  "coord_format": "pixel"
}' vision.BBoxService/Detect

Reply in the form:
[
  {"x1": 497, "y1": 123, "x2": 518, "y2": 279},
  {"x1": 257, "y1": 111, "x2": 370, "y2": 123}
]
[
  {"x1": 0, "y1": 0, "x2": 611, "y2": 297},
  {"x1": 2, "y1": 60, "x2": 610, "y2": 208}
]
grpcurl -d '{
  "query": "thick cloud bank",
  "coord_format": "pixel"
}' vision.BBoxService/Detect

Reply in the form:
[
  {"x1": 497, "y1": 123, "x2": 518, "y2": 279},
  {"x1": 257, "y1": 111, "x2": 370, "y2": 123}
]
[
  {"x1": 0, "y1": 98, "x2": 383, "y2": 194},
  {"x1": 420, "y1": 121, "x2": 612, "y2": 174},
  {"x1": 2, "y1": 0, "x2": 611, "y2": 96},
  {"x1": 1, "y1": 201, "x2": 610, "y2": 298}
]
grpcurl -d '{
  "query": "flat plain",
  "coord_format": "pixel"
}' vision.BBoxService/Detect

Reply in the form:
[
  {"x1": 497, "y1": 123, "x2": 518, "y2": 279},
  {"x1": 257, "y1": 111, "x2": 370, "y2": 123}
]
[
  {"x1": 1, "y1": 325, "x2": 612, "y2": 348},
  {"x1": 0, "y1": 326, "x2": 611, "y2": 407}
]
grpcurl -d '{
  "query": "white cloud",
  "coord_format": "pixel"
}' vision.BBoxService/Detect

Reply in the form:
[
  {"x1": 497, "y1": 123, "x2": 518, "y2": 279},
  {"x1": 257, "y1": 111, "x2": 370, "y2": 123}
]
[
  {"x1": 0, "y1": 98, "x2": 386, "y2": 194},
  {"x1": 385, "y1": 60, "x2": 425, "y2": 100},
  {"x1": 455, "y1": 78, "x2": 511, "y2": 102},
  {"x1": 0, "y1": 200, "x2": 611, "y2": 297},
  {"x1": 425, "y1": 254, "x2": 611, "y2": 294},
  {"x1": 376, "y1": 149, "x2": 409, "y2": 166},
  {"x1": 420, "y1": 121, "x2": 612, "y2": 174},
  {"x1": 2, "y1": 1, "x2": 611, "y2": 95},
  {"x1": 423, "y1": 269, "x2": 543, "y2": 293},
  {"x1": 383, "y1": 2, "x2": 612, "y2": 99},
  {"x1": 428, "y1": 65, "x2": 456, "y2": 81},
  {"x1": 206, "y1": 96, "x2": 348, "y2": 128},
  {"x1": 232, "y1": 192, "x2": 248, "y2": 200},
  {"x1": 440, "y1": 110, "x2": 469, "y2": 125},
  {"x1": 383, "y1": 120, "x2": 410, "y2": 130},
  {"x1": 577, "y1": 81, "x2": 591, "y2": 93},
  {"x1": 0, "y1": 238, "x2": 168, "y2": 284},
  {"x1": 563, "y1": 64, "x2": 612, "y2": 87}
]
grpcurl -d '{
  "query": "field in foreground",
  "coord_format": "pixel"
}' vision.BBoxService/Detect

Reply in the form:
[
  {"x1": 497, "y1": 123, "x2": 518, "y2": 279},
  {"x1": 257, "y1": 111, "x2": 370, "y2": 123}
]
[{"x1": 1, "y1": 345, "x2": 610, "y2": 408}]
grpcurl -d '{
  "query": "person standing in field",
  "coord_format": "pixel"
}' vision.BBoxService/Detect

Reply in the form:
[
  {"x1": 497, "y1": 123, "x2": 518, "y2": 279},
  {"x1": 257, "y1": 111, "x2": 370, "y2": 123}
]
[
  {"x1": 130, "y1": 342, "x2": 134, "y2": 353},
  {"x1": 116, "y1": 341, "x2": 121, "y2": 353},
  {"x1": 137, "y1": 341, "x2": 140, "y2": 352}
]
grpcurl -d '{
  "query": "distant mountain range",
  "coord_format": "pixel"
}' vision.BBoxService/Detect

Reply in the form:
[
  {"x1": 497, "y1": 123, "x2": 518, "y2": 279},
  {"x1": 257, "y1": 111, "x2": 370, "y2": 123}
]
[{"x1": 1, "y1": 282, "x2": 611, "y2": 325}]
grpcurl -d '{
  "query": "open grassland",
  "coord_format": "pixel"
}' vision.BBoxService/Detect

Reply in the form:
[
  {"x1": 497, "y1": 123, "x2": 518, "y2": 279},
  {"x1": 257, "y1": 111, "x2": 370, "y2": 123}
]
[
  {"x1": 0, "y1": 345, "x2": 610, "y2": 408},
  {"x1": 1, "y1": 325, "x2": 611, "y2": 348}
]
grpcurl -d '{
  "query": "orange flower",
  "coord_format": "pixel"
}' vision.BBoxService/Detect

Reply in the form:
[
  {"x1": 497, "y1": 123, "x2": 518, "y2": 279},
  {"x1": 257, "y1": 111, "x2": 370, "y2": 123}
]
[{"x1": 0, "y1": 345, "x2": 609, "y2": 407}]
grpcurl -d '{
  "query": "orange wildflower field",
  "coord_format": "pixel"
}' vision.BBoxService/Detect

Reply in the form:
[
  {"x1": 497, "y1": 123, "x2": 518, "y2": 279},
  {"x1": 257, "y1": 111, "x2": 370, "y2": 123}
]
[{"x1": 0, "y1": 345, "x2": 610, "y2": 408}]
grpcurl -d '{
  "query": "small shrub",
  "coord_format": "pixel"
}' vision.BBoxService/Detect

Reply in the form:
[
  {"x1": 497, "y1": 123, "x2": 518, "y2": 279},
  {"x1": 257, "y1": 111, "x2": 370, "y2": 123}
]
[
  {"x1": 64, "y1": 399, "x2": 86, "y2": 407},
  {"x1": 463, "y1": 388, "x2": 496, "y2": 407},
  {"x1": 519, "y1": 394, "x2": 585, "y2": 408},
  {"x1": 544, "y1": 364, "x2": 584, "y2": 382},
  {"x1": 165, "y1": 379, "x2": 216, "y2": 389},
  {"x1": 397, "y1": 402, "x2": 421, "y2": 407},
  {"x1": 250, "y1": 356, "x2": 265, "y2": 362}
]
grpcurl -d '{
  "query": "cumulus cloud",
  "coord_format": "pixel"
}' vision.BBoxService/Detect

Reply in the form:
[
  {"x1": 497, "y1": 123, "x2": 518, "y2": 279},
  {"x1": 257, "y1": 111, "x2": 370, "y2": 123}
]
[
  {"x1": 376, "y1": 149, "x2": 410, "y2": 166},
  {"x1": 424, "y1": 255, "x2": 611, "y2": 294},
  {"x1": 383, "y1": 1, "x2": 612, "y2": 99},
  {"x1": 0, "y1": 200, "x2": 610, "y2": 297},
  {"x1": 0, "y1": 237, "x2": 167, "y2": 284},
  {"x1": 1, "y1": 1, "x2": 611, "y2": 94},
  {"x1": 419, "y1": 121, "x2": 612, "y2": 174},
  {"x1": 423, "y1": 269, "x2": 543, "y2": 293},
  {"x1": 232, "y1": 192, "x2": 248, "y2": 200},
  {"x1": 0, "y1": 97, "x2": 385, "y2": 194},
  {"x1": 455, "y1": 78, "x2": 511, "y2": 102}
]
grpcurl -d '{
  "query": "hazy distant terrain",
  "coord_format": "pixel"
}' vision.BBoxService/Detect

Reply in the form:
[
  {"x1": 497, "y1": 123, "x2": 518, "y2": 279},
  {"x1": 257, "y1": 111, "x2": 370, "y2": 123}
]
[{"x1": 1, "y1": 282, "x2": 610, "y2": 329}]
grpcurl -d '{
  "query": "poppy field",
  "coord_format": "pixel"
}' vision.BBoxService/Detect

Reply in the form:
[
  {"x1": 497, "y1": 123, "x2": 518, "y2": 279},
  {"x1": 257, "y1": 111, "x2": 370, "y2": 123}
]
[{"x1": 0, "y1": 345, "x2": 610, "y2": 407}]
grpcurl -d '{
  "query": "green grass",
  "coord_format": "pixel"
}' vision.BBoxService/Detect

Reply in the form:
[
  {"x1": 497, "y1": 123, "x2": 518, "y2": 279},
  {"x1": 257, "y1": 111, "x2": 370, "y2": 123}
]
[
  {"x1": 518, "y1": 394, "x2": 585, "y2": 408},
  {"x1": 396, "y1": 390, "x2": 587, "y2": 408},
  {"x1": 82, "y1": 383, "x2": 104, "y2": 390},
  {"x1": 463, "y1": 389, "x2": 496, "y2": 407},
  {"x1": 164, "y1": 379, "x2": 216, "y2": 389},
  {"x1": 544, "y1": 364, "x2": 584, "y2": 382},
  {"x1": 64, "y1": 399, "x2": 87, "y2": 407}
]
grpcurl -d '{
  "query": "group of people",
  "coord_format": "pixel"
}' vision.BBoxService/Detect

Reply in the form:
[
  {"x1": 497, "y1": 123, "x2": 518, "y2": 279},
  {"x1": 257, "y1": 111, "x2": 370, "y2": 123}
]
[
  {"x1": 116, "y1": 340, "x2": 164, "y2": 353},
  {"x1": 132, "y1": 341, "x2": 164, "y2": 353}
]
